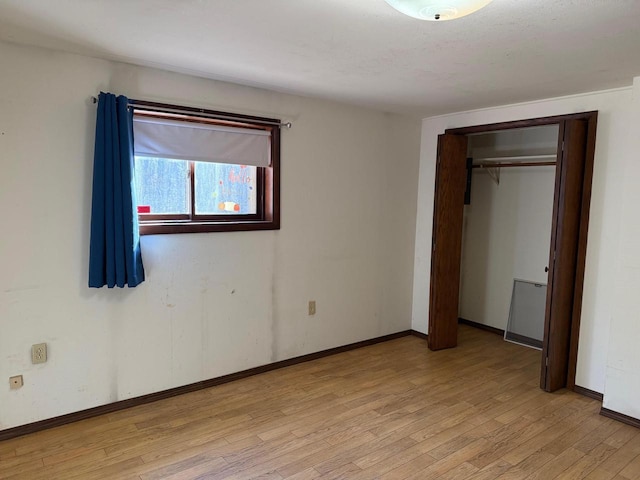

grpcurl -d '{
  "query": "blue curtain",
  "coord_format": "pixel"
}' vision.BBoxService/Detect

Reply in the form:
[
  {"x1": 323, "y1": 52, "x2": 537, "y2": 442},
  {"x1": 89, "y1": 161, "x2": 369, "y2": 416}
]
[{"x1": 89, "y1": 92, "x2": 145, "y2": 288}]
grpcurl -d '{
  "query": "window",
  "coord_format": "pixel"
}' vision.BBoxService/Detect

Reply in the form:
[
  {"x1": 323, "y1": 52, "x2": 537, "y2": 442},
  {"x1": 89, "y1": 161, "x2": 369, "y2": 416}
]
[{"x1": 131, "y1": 102, "x2": 280, "y2": 235}]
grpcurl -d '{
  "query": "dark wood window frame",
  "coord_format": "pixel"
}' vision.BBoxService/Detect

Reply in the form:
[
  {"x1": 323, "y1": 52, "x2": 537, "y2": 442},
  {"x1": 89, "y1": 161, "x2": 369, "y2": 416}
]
[{"x1": 132, "y1": 101, "x2": 281, "y2": 235}]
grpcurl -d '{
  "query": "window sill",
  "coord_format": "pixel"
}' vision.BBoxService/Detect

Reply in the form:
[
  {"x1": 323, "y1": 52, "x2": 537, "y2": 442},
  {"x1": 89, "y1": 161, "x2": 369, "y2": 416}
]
[{"x1": 139, "y1": 220, "x2": 280, "y2": 235}]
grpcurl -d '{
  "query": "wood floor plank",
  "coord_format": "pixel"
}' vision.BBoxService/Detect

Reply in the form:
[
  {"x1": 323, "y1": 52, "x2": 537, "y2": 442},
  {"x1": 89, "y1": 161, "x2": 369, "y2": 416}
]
[
  {"x1": 406, "y1": 438, "x2": 493, "y2": 479},
  {"x1": 598, "y1": 433, "x2": 640, "y2": 477},
  {"x1": 348, "y1": 444, "x2": 434, "y2": 479},
  {"x1": 619, "y1": 453, "x2": 640, "y2": 479},
  {"x1": 502, "y1": 407, "x2": 596, "y2": 465},
  {"x1": 377, "y1": 451, "x2": 438, "y2": 479},
  {"x1": 524, "y1": 447, "x2": 586, "y2": 480},
  {"x1": 1, "y1": 326, "x2": 637, "y2": 480},
  {"x1": 494, "y1": 451, "x2": 555, "y2": 480},
  {"x1": 464, "y1": 459, "x2": 514, "y2": 480},
  {"x1": 584, "y1": 467, "x2": 617, "y2": 480}
]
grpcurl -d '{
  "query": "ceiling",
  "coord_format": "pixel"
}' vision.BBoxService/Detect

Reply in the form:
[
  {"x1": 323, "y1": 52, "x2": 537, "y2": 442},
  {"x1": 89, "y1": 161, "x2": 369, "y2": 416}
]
[{"x1": 1, "y1": 0, "x2": 640, "y2": 116}]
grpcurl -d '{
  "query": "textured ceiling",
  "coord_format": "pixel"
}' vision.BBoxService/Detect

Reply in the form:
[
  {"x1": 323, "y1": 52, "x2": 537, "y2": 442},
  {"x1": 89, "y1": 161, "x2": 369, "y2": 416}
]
[{"x1": 1, "y1": 0, "x2": 640, "y2": 116}]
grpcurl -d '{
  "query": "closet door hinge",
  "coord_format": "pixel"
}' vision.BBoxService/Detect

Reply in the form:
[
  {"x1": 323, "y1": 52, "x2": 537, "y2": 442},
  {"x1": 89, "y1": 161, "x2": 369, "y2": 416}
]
[{"x1": 545, "y1": 357, "x2": 549, "y2": 367}]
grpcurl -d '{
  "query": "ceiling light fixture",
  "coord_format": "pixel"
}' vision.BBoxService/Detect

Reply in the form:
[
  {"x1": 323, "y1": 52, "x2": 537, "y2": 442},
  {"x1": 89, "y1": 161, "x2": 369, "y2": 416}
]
[{"x1": 383, "y1": 0, "x2": 493, "y2": 21}]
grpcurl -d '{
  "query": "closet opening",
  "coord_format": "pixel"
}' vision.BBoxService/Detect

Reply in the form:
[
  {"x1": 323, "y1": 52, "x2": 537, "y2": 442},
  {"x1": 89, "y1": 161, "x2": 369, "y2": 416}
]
[
  {"x1": 461, "y1": 124, "x2": 558, "y2": 353},
  {"x1": 427, "y1": 112, "x2": 598, "y2": 393}
]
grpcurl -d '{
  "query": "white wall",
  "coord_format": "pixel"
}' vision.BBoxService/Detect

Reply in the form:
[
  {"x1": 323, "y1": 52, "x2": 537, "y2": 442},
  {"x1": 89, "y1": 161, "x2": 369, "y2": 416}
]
[
  {"x1": 603, "y1": 78, "x2": 640, "y2": 419},
  {"x1": 412, "y1": 87, "x2": 634, "y2": 396},
  {"x1": 0, "y1": 41, "x2": 421, "y2": 430},
  {"x1": 459, "y1": 166, "x2": 555, "y2": 334}
]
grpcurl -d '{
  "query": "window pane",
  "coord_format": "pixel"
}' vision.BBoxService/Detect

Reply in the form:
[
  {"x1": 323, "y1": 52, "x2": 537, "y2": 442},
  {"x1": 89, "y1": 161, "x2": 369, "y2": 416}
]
[
  {"x1": 194, "y1": 162, "x2": 257, "y2": 215},
  {"x1": 134, "y1": 156, "x2": 189, "y2": 214}
]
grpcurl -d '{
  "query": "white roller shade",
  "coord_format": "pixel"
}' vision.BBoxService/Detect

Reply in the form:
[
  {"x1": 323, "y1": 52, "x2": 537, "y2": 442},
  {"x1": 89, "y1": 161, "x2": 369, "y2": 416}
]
[{"x1": 133, "y1": 116, "x2": 271, "y2": 167}]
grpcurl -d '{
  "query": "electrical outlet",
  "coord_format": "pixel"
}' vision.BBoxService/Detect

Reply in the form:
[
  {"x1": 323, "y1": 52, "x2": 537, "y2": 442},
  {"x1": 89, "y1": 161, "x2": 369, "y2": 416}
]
[
  {"x1": 308, "y1": 300, "x2": 316, "y2": 316},
  {"x1": 10, "y1": 375, "x2": 23, "y2": 390},
  {"x1": 32, "y1": 343, "x2": 47, "y2": 364}
]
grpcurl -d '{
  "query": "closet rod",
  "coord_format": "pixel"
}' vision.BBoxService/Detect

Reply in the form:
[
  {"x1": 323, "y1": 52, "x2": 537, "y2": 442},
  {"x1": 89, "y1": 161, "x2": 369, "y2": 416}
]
[
  {"x1": 473, "y1": 161, "x2": 556, "y2": 169},
  {"x1": 473, "y1": 154, "x2": 557, "y2": 162}
]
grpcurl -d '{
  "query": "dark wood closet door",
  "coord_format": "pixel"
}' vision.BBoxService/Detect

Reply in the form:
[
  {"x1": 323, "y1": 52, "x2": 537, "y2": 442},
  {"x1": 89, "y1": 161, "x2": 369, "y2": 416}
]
[
  {"x1": 541, "y1": 119, "x2": 588, "y2": 392},
  {"x1": 428, "y1": 134, "x2": 468, "y2": 351}
]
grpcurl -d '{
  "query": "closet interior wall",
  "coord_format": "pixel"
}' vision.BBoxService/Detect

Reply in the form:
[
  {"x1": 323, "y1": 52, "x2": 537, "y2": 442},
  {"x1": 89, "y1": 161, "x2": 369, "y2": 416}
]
[{"x1": 459, "y1": 125, "x2": 559, "y2": 334}]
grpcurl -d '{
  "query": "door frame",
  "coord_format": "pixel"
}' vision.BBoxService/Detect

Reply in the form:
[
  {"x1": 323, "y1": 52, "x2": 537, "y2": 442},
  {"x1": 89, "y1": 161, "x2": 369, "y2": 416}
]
[{"x1": 429, "y1": 111, "x2": 598, "y2": 391}]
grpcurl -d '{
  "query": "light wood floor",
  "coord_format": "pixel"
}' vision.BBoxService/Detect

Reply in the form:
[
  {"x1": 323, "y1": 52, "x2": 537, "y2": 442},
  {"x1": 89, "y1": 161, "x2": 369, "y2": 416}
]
[{"x1": 1, "y1": 326, "x2": 639, "y2": 480}]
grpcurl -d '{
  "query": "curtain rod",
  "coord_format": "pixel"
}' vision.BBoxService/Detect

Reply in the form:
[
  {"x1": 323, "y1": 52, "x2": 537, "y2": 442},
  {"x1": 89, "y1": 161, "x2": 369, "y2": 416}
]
[{"x1": 91, "y1": 96, "x2": 292, "y2": 129}]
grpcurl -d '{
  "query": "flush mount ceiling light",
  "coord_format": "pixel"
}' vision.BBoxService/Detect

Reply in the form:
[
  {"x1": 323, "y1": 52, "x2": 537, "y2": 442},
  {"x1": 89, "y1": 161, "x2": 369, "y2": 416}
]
[{"x1": 384, "y1": 0, "x2": 493, "y2": 21}]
